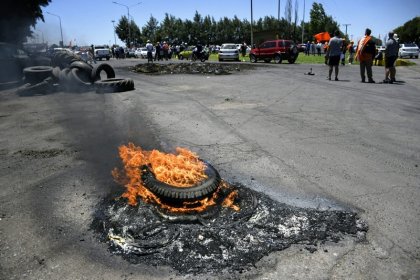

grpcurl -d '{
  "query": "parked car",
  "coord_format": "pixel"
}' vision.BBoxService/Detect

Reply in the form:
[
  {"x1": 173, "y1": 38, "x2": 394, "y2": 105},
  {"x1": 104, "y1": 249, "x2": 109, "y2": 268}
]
[
  {"x1": 125, "y1": 48, "x2": 136, "y2": 58},
  {"x1": 218, "y1": 43, "x2": 240, "y2": 61},
  {"x1": 249, "y1": 39, "x2": 299, "y2": 64},
  {"x1": 297, "y1": 43, "x2": 306, "y2": 52},
  {"x1": 0, "y1": 42, "x2": 50, "y2": 84},
  {"x1": 178, "y1": 46, "x2": 195, "y2": 60},
  {"x1": 94, "y1": 46, "x2": 111, "y2": 60},
  {"x1": 135, "y1": 47, "x2": 156, "y2": 58},
  {"x1": 398, "y1": 43, "x2": 419, "y2": 58}
]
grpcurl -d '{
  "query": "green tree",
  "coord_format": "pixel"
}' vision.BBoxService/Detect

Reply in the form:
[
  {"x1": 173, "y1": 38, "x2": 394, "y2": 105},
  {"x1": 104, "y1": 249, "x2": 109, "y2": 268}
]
[
  {"x1": 142, "y1": 15, "x2": 159, "y2": 43},
  {"x1": 0, "y1": 0, "x2": 51, "y2": 46},
  {"x1": 309, "y1": 2, "x2": 340, "y2": 38},
  {"x1": 394, "y1": 17, "x2": 420, "y2": 45}
]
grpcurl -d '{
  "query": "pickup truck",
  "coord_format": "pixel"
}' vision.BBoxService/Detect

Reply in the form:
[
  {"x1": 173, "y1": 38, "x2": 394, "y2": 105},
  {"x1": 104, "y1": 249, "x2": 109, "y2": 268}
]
[{"x1": 94, "y1": 46, "x2": 111, "y2": 60}]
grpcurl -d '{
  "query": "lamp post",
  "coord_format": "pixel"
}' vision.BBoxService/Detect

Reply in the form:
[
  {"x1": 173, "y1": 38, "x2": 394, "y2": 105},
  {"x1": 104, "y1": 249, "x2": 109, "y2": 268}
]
[
  {"x1": 112, "y1": 1, "x2": 141, "y2": 48},
  {"x1": 343, "y1": 23, "x2": 351, "y2": 39},
  {"x1": 47, "y1": 12, "x2": 63, "y2": 47},
  {"x1": 111, "y1": 20, "x2": 117, "y2": 46},
  {"x1": 250, "y1": 0, "x2": 254, "y2": 47}
]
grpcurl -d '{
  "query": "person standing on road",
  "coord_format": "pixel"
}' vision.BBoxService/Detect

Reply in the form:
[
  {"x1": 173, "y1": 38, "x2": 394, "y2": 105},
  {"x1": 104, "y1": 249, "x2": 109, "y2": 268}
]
[
  {"x1": 326, "y1": 30, "x2": 343, "y2": 81},
  {"x1": 146, "y1": 40, "x2": 154, "y2": 63},
  {"x1": 241, "y1": 42, "x2": 247, "y2": 61},
  {"x1": 383, "y1": 31, "x2": 399, "y2": 84},
  {"x1": 355, "y1": 28, "x2": 376, "y2": 83},
  {"x1": 347, "y1": 41, "x2": 355, "y2": 64}
]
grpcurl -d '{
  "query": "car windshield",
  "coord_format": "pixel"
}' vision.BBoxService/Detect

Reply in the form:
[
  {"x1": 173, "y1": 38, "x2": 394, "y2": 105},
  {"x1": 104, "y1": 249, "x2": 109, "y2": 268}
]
[
  {"x1": 221, "y1": 44, "x2": 236, "y2": 49},
  {"x1": 404, "y1": 43, "x2": 417, "y2": 47}
]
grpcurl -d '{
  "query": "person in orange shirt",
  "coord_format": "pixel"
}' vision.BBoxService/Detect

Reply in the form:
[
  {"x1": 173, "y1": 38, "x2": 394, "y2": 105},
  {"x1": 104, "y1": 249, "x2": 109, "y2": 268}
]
[{"x1": 355, "y1": 28, "x2": 376, "y2": 83}]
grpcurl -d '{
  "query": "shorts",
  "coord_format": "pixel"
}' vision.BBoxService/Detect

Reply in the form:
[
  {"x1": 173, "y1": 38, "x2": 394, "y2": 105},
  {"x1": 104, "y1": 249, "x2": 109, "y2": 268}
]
[
  {"x1": 328, "y1": 55, "x2": 340, "y2": 66},
  {"x1": 385, "y1": 56, "x2": 397, "y2": 68}
]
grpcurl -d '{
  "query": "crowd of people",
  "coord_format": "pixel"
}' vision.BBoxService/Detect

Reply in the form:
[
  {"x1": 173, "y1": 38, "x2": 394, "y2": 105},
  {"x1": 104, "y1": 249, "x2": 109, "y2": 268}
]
[{"x1": 322, "y1": 28, "x2": 399, "y2": 84}]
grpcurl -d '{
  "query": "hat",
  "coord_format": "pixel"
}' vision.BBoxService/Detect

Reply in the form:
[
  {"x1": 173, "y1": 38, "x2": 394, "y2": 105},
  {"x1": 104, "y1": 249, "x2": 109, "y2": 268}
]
[{"x1": 147, "y1": 40, "x2": 150, "y2": 43}]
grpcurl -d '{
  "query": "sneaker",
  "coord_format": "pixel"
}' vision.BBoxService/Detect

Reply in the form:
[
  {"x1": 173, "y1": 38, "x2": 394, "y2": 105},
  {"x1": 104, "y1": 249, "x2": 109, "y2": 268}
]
[
  {"x1": 335, "y1": 77, "x2": 339, "y2": 81},
  {"x1": 383, "y1": 79, "x2": 390, "y2": 83},
  {"x1": 368, "y1": 79, "x2": 375, "y2": 83}
]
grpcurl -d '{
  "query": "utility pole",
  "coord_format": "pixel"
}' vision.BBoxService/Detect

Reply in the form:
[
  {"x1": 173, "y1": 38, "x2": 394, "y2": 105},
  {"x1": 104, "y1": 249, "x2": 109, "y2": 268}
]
[
  {"x1": 301, "y1": 0, "x2": 305, "y2": 43},
  {"x1": 277, "y1": 0, "x2": 281, "y2": 38},
  {"x1": 112, "y1": 1, "x2": 141, "y2": 48},
  {"x1": 250, "y1": 0, "x2": 254, "y2": 47},
  {"x1": 47, "y1": 12, "x2": 64, "y2": 47},
  {"x1": 343, "y1": 23, "x2": 351, "y2": 39},
  {"x1": 111, "y1": 20, "x2": 117, "y2": 45}
]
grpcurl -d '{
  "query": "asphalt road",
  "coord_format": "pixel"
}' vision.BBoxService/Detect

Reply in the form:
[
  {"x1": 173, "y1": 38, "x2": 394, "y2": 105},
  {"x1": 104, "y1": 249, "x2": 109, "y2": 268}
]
[{"x1": 0, "y1": 58, "x2": 419, "y2": 279}]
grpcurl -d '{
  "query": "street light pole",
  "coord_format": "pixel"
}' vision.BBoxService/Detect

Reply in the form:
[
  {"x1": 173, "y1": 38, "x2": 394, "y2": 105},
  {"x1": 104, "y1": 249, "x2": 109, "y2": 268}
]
[
  {"x1": 111, "y1": 20, "x2": 117, "y2": 45},
  {"x1": 47, "y1": 12, "x2": 64, "y2": 47},
  {"x1": 250, "y1": 0, "x2": 254, "y2": 47},
  {"x1": 301, "y1": 0, "x2": 305, "y2": 44},
  {"x1": 343, "y1": 23, "x2": 351, "y2": 39},
  {"x1": 112, "y1": 1, "x2": 141, "y2": 48}
]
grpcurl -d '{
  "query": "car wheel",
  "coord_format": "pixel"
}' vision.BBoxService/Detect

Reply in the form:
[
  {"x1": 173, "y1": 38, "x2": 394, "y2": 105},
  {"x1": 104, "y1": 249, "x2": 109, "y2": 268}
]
[
  {"x1": 141, "y1": 162, "x2": 221, "y2": 203},
  {"x1": 95, "y1": 78, "x2": 134, "y2": 93},
  {"x1": 219, "y1": 58, "x2": 223, "y2": 62},
  {"x1": 274, "y1": 54, "x2": 282, "y2": 64},
  {"x1": 288, "y1": 58, "x2": 296, "y2": 64},
  {"x1": 249, "y1": 54, "x2": 257, "y2": 63},
  {"x1": 416, "y1": 56, "x2": 419, "y2": 59}
]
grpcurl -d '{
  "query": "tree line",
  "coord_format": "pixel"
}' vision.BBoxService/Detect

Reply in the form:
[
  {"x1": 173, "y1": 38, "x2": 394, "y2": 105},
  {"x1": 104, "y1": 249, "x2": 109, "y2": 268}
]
[{"x1": 116, "y1": 2, "x2": 342, "y2": 47}]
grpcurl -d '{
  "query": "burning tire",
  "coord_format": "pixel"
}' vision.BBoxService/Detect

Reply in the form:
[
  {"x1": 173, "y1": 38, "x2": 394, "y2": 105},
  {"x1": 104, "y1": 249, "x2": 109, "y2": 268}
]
[
  {"x1": 141, "y1": 162, "x2": 221, "y2": 202},
  {"x1": 95, "y1": 78, "x2": 134, "y2": 93},
  {"x1": 91, "y1": 63, "x2": 115, "y2": 82},
  {"x1": 23, "y1": 66, "x2": 53, "y2": 84}
]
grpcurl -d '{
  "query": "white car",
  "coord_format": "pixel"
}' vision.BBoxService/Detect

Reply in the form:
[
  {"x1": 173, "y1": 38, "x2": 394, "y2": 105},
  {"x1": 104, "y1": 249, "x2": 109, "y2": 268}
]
[
  {"x1": 135, "y1": 47, "x2": 156, "y2": 58},
  {"x1": 218, "y1": 43, "x2": 240, "y2": 61},
  {"x1": 398, "y1": 43, "x2": 419, "y2": 58}
]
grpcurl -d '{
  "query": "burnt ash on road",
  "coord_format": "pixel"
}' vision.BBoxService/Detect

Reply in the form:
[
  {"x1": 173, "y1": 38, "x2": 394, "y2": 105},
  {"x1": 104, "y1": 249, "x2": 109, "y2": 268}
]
[{"x1": 93, "y1": 184, "x2": 367, "y2": 275}]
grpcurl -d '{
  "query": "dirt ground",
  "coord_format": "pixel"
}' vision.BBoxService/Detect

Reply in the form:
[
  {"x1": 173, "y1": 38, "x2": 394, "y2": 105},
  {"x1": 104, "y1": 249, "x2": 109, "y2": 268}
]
[{"x1": 1, "y1": 59, "x2": 419, "y2": 279}]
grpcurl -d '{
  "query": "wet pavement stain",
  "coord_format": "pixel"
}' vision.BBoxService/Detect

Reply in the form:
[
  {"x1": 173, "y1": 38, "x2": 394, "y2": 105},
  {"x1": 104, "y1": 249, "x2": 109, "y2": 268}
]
[{"x1": 92, "y1": 184, "x2": 368, "y2": 275}]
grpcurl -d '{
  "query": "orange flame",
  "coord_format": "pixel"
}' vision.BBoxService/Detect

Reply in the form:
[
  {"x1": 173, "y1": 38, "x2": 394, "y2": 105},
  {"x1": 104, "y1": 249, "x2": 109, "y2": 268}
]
[{"x1": 112, "y1": 143, "x2": 239, "y2": 213}]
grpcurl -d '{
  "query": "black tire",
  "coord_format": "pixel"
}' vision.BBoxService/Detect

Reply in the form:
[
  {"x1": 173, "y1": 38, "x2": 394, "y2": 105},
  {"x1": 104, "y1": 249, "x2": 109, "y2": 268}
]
[
  {"x1": 23, "y1": 66, "x2": 53, "y2": 84},
  {"x1": 91, "y1": 63, "x2": 115, "y2": 82},
  {"x1": 288, "y1": 58, "x2": 297, "y2": 64},
  {"x1": 141, "y1": 162, "x2": 221, "y2": 202},
  {"x1": 51, "y1": 67, "x2": 61, "y2": 82},
  {"x1": 70, "y1": 61, "x2": 93, "y2": 82},
  {"x1": 249, "y1": 54, "x2": 257, "y2": 63},
  {"x1": 218, "y1": 58, "x2": 223, "y2": 62},
  {"x1": 68, "y1": 68, "x2": 94, "y2": 92},
  {"x1": 51, "y1": 50, "x2": 80, "y2": 69},
  {"x1": 95, "y1": 78, "x2": 134, "y2": 93},
  {"x1": 274, "y1": 54, "x2": 282, "y2": 64}
]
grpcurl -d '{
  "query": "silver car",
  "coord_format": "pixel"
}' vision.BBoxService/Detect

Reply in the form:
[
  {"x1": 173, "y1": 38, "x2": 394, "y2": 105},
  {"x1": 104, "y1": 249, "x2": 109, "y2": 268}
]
[
  {"x1": 398, "y1": 43, "x2": 419, "y2": 58},
  {"x1": 218, "y1": 43, "x2": 240, "y2": 61}
]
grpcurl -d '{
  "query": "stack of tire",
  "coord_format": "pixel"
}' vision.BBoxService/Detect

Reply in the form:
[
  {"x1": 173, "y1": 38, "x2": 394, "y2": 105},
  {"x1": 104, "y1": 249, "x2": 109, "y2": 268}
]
[{"x1": 18, "y1": 50, "x2": 134, "y2": 95}]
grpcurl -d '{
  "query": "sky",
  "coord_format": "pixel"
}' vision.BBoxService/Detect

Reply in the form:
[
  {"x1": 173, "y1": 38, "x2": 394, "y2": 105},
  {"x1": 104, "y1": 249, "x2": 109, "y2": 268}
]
[{"x1": 33, "y1": 0, "x2": 420, "y2": 46}]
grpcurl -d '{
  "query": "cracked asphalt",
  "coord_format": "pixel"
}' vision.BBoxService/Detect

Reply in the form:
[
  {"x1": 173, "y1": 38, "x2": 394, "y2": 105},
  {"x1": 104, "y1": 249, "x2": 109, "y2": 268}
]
[{"x1": 0, "y1": 58, "x2": 419, "y2": 279}]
